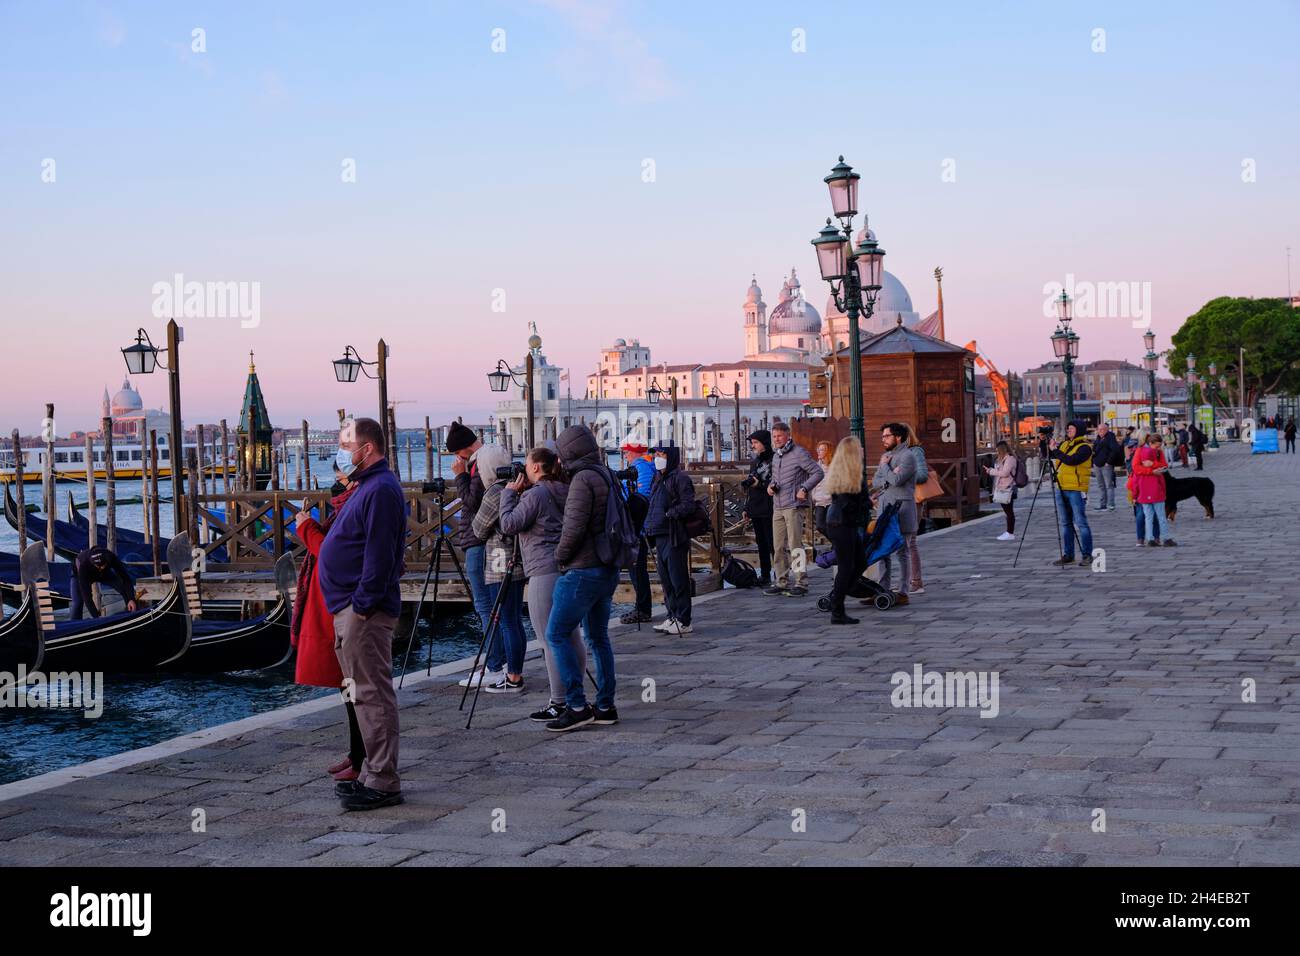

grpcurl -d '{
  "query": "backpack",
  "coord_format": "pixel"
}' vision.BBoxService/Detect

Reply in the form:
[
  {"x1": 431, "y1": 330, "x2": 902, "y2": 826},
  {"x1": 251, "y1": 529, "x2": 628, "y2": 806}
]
[
  {"x1": 1013, "y1": 456, "x2": 1029, "y2": 488},
  {"x1": 666, "y1": 472, "x2": 712, "y2": 538},
  {"x1": 593, "y1": 468, "x2": 639, "y2": 570},
  {"x1": 721, "y1": 551, "x2": 758, "y2": 589},
  {"x1": 625, "y1": 489, "x2": 649, "y2": 535}
]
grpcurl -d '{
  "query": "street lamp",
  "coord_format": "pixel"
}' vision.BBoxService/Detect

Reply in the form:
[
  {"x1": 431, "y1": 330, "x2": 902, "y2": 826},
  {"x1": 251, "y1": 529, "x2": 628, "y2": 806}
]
[
  {"x1": 487, "y1": 347, "x2": 537, "y2": 451},
  {"x1": 332, "y1": 340, "x2": 391, "y2": 455},
  {"x1": 1207, "y1": 360, "x2": 1220, "y2": 448},
  {"x1": 706, "y1": 386, "x2": 719, "y2": 408},
  {"x1": 1050, "y1": 290, "x2": 1079, "y2": 426},
  {"x1": 646, "y1": 379, "x2": 662, "y2": 406},
  {"x1": 1142, "y1": 330, "x2": 1159, "y2": 431},
  {"x1": 1185, "y1": 351, "x2": 1197, "y2": 430},
  {"x1": 824, "y1": 362, "x2": 835, "y2": 416},
  {"x1": 122, "y1": 320, "x2": 184, "y2": 535},
  {"x1": 810, "y1": 156, "x2": 886, "y2": 445}
]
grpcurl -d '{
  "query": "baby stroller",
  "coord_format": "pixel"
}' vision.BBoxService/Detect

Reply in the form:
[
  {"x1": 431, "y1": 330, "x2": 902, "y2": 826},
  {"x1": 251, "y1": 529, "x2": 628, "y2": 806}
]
[{"x1": 816, "y1": 502, "x2": 904, "y2": 612}]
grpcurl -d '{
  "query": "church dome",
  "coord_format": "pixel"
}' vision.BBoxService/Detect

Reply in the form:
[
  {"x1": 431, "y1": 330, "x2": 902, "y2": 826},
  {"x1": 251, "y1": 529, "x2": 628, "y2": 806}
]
[
  {"x1": 745, "y1": 276, "x2": 762, "y2": 304},
  {"x1": 769, "y1": 292, "x2": 821, "y2": 335},
  {"x1": 824, "y1": 271, "x2": 914, "y2": 323},
  {"x1": 111, "y1": 379, "x2": 143, "y2": 416}
]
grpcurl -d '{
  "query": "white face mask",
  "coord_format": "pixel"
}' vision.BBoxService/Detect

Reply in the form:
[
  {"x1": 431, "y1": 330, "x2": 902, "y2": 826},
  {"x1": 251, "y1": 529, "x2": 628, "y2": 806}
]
[
  {"x1": 335, "y1": 447, "x2": 357, "y2": 476},
  {"x1": 654, "y1": 456, "x2": 668, "y2": 471}
]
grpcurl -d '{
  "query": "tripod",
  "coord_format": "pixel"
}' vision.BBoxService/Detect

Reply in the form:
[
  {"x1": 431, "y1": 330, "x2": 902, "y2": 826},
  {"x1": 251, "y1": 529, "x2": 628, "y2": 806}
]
[
  {"x1": 398, "y1": 493, "x2": 472, "y2": 688},
  {"x1": 1012, "y1": 449, "x2": 1083, "y2": 569},
  {"x1": 459, "y1": 536, "x2": 524, "y2": 729}
]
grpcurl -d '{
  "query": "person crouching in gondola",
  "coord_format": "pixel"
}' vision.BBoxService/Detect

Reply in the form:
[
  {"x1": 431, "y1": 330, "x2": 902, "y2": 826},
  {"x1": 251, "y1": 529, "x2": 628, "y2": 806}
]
[
  {"x1": 292, "y1": 463, "x2": 364, "y2": 783},
  {"x1": 70, "y1": 546, "x2": 139, "y2": 619},
  {"x1": 823, "y1": 437, "x2": 871, "y2": 625}
]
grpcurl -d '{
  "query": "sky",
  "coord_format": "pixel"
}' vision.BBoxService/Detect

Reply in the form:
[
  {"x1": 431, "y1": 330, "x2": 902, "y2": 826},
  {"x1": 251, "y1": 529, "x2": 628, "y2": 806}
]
[{"x1": 1, "y1": 0, "x2": 1297, "y2": 435}]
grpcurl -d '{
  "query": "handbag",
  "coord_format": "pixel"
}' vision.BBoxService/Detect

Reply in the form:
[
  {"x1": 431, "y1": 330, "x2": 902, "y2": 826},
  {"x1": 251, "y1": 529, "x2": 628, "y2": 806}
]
[
  {"x1": 992, "y1": 487, "x2": 1013, "y2": 504},
  {"x1": 914, "y1": 472, "x2": 944, "y2": 503}
]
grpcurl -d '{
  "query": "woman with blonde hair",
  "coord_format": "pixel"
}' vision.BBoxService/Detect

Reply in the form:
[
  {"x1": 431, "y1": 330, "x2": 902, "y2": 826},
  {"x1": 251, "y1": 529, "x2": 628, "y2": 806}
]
[
  {"x1": 896, "y1": 421, "x2": 927, "y2": 593},
  {"x1": 823, "y1": 436, "x2": 871, "y2": 625},
  {"x1": 810, "y1": 440, "x2": 835, "y2": 539}
]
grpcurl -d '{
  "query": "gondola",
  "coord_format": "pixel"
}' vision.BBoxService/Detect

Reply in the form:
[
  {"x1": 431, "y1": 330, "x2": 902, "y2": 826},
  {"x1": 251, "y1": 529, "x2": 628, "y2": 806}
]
[
  {"x1": 0, "y1": 550, "x2": 72, "y2": 610},
  {"x1": 4, "y1": 485, "x2": 154, "y2": 576},
  {"x1": 66, "y1": 492, "x2": 229, "y2": 563},
  {"x1": 161, "y1": 551, "x2": 295, "y2": 674},
  {"x1": 34, "y1": 534, "x2": 192, "y2": 673},
  {"x1": 0, "y1": 544, "x2": 52, "y2": 679}
]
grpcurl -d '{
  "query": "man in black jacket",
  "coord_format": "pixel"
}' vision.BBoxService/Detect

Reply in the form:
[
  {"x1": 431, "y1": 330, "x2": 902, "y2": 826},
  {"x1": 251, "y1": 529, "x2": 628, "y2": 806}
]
[
  {"x1": 1091, "y1": 423, "x2": 1120, "y2": 511},
  {"x1": 446, "y1": 421, "x2": 497, "y2": 688},
  {"x1": 740, "y1": 430, "x2": 774, "y2": 587},
  {"x1": 70, "y1": 546, "x2": 138, "y2": 620},
  {"x1": 1189, "y1": 423, "x2": 1207, "y2": 470}
]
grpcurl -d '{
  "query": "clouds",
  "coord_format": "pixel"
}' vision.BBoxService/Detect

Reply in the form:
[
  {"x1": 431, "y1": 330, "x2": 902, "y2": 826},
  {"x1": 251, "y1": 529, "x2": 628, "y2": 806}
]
[{"x1": 532, "y1": 0, "x2": 676, "y2": 102}]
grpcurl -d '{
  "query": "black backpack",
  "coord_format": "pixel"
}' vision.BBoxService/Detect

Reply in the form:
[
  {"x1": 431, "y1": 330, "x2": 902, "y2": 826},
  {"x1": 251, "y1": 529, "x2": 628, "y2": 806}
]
[
  {"x1": 593, "y1": 468, "x2": 639, "y2": 570},
  {"x1": 721, "y1": 551, "x2": 758, "y2": 589},
  {"x1": 1013, "y1": 456, "x2": 1029, "y2": 488}
]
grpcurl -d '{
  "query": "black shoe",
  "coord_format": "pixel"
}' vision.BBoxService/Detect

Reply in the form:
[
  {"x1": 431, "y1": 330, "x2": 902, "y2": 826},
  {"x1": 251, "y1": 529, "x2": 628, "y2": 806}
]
[
  {"x1": 830, "y1": 612, "x2": 859, "y2": 625},
  {"x1": 1051, "y1": 556, "x2": 1075, "y2": 567},
  {"x1": 620, "y1": 609, "x2": 653, "y2": 624},
  {"x1": 530, "y1": 703, "x2": 567, "y2": 722},
  {"x1": 335, "y1": 779, "x2": 362, "y2": 797},
  {"x1": 756, "y1": 576, "x2": 771, "y2": 588},
  {"x1": 340, "y1": 785, "x2": 404, "y2": 811},
  {"x1": 1079, "y1": 555, "x2": 1093, "y2": 568},
  {"x1": 786, "y1": 585, "x2": 808, "y2": 596},
  {"x1": 1163, "y1": 539, "x2": 1178, "y2": 547},
  {"x1": 763, "y1": 585, "x2": 787, "y2": 595},
  {"x1": 546, "y1": 704, "x2": 594, "y2": 733},
  {"x1": 592, "y1": 705, "x2": 619, "y2": 725}
]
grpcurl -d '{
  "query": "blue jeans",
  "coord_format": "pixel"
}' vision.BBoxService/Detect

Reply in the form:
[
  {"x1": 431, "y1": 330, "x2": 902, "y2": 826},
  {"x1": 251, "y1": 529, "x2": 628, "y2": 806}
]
[
  {"x1": 1055, "y1": 489, "x2": 1092, "y2": 559},
  {"x1": 545, "y1": 565, "x2": 619, "y2": 711},
  {"x1": 463, "y1": 544, "x2": 494, "y2": 632},
  {"x1": 1134, "y1": 504, "x2": 1161, "y2": 542},
  {"x1": 484, "y1": 578, "x2": 526, "y2": 675},
  {"x1": 1141, "y1": 502, "x2": 1170, "y2": 542}
]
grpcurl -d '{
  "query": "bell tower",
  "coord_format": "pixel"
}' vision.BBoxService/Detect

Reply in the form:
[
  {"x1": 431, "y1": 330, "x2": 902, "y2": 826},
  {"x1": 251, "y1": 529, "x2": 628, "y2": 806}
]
[{"x1": 743, "y1": 276, "x2": 767, "y2": 358}]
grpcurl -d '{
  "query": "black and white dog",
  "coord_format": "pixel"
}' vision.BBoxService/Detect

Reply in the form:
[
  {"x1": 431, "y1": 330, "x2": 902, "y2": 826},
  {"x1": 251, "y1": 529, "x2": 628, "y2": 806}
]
[{"x1": 1164, "y1": 471, "x2": 1215, "y2": 520}]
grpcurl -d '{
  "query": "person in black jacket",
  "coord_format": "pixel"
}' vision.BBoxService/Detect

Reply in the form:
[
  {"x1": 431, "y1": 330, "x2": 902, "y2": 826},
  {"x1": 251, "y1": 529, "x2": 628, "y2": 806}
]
[
  {"x1": 70, "y1": 546, "x2": 137, "y2": 620},
  {"x1": 643, "y1": 445, "x2": 696, "y2": 636},
  {"x1": 739, "y1": 429, "x2": 774, "y2": 587},
  {"x1": 1189, "y1": 423, "x2": 1207, "y2": 470},
  {"x1": 821, "y1": 437, "x2": 871, "y2": 625},
  {"x1": 1091, "y1": 423, "x2": 1121, "y2": 511}
]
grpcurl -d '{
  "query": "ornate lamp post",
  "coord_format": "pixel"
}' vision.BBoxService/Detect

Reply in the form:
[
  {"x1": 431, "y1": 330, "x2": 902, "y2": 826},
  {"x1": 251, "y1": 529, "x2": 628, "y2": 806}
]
[
  {"x1": 1185, "y1": 351, "x2": 1197, "y2": 431},
  {"x1": 332, "y1": 339, "x2": 391, "y2": 455},
  {"x1": 487, "y1": 332, "x2": 541, "y2": 451},
  {"x1": 1142, "y1": 330, "x2": 1159, "y2": 431},
  {"x1": 122, "y1": 320, "x2": 184, "y2": 533},
  {"x1": 810, "y1": 157, "x2": 885, "y2": 445},
  {"x1": 1050, "y1": 291, "x2": 1079, "y2": 426},
  {"x1": 1207, "y1": 360, "x2": 1220, "y2": 448}
]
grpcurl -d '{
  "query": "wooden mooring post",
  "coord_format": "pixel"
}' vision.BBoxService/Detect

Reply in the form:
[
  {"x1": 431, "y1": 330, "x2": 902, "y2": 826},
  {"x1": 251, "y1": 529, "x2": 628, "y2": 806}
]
[
  {"x1": 84, "y1": 434, "x2": 97, "y2": 547},
  {"x1": 101, "y1": 416, "x2": 116, "y2": 553},
  {"x1": 10, "y1": 429, "x2": 26, "y2": 551},
  {"x1": 43, "y1": 403, "x2": 55, "y2": 561},
  {"x1": 149, "y1": 429, "x2": 161, "y2": 576}
]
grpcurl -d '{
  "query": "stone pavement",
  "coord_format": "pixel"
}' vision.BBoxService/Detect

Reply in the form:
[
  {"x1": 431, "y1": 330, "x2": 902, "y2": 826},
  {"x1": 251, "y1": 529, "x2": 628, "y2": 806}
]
[{"x1": 1, "y1": 441, "x2": 1296, "y2": 866}]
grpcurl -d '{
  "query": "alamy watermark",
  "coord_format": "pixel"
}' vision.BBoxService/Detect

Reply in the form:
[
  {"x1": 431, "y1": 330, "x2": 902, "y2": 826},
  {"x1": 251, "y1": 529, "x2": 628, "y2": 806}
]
[
  {"x1": 1, "y1": 667, "x2": 104, "y2": 718},
  {"x1": 151, "y1": 273, "x2": 261, "y2": 329},
  {"x1": 891, "y1": 663, "x2": 999, "y2": 718},
  {"x1": 1042, "y1": 273, "x2": 1151, "y2": 328}
]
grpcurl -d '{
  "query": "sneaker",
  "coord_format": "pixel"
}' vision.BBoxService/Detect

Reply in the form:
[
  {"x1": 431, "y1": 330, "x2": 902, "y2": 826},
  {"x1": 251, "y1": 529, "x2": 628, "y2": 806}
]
[
  {"x1": 335, "y1": 779, "x2": 362, "y2": 797},
  {"x1": 892, "y1": 592, "x2": 910, "y2": 607},
  {"x1": 530, "y1": 703, "x2": 567, "y2": 722},
  {"x1": 996, "y1": 532, "x2": 1015, "y2": 541},
  {"x1": 1051, "y1": 556, "x2": 1075, "y2": 567},
  {"x1": 1135, "y1": 540, "x2": 1146, "y2": 547},
  {"x1": 1163, "y1": 539, "x2": 1178, "y2": 547},
  {"x1": 485, "y1": 675, "x2": 524, "y2": 694},
  {"x1": 592, "y1": 705, "x2": 619, "y2": 725},
  {"x1": 910, "y1": 585, "x2": 925, "y2": 594},
  {"x1": 668, "y1": 621, "x2": 693, "y2": 635},
  {"x1": 1108, "y1": 505, "x2": 1117, "y2": 511},
  {"x1": 756, "y1": 576, "x2": 772, "y2": 588},
  {"x1": 764, "y1": 585, "x2": 787, "y2": 595},
  {"x1": 546, "y1": 705, "x2": 595, "y2": 733},
  {"x1": 1079, "y1": 555, "x2": 1093, "y2": 568},
  {"x1": 458, "y1": 668, "x2": 501, "y2": 688},
  {"x1": 830, "y1": 612, "x2": 859, "y2": 625},
  {"x1": 620, "y1": 609, "x2": 653, "y2": 624},
  {"x1": 340, "y1": 785, "x2": 404, "y2": 812},
  {"x1": 786, "y1": 585, "x2": 808, "y2": 597},
  {"x1": 1147, "y1": 540, "x2": 1161, "y2": 548},
  {"x1": 652, "y1": 617, "x2": 678, "y2": 633}
]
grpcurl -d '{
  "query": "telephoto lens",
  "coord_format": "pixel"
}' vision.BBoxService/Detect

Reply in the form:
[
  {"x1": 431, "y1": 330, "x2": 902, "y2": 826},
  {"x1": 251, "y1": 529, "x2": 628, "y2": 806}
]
[
  {"x1": 495, "y1": 462, "x2": 525, "y2": 481},
  {"x1": 612, "y1": 465, "x2": 639, "y2": 482}
]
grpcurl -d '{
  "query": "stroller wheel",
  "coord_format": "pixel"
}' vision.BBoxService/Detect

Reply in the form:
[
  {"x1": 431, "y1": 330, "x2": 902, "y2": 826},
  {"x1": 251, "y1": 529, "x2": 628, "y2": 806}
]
[
  {"x1": 817, "y1": 596, "x2": 830, "y2": 612},
  {"x1": 874, "y1": 593, "x2": 894, "y2": 611}
]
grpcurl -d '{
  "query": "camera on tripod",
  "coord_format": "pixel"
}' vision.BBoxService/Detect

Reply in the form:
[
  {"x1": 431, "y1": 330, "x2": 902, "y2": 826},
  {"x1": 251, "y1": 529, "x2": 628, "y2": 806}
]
[
  {"x1": 495, "y1": 462, "x2": 525, "y2": 481},
  {"x1": 421, "y1": 477, "x2": 447, "y2": 494},
  {"x1": 612, "y1": 464, "x2": 639, "y2": 482}
]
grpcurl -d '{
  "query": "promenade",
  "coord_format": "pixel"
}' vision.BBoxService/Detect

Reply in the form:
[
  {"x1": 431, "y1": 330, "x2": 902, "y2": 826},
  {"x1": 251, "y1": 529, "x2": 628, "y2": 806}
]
[{"x1": 1, "y1": 441, "x2": 1296, "y2": 867}]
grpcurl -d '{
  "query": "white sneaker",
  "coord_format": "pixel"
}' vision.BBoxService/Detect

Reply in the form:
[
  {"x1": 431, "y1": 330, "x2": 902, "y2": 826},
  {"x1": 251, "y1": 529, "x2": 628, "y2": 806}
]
[
  {"x1": 996, "y1": 532, "x2": 1016, "y2": 541},
  {"x1": 457, "y1": 668, "x2": 501, "y2": 688},
  {"x1": 669, "y1": 621, "x2": 693, "y2": 635},
  {"x1": 652, "y1": 618, "x2": 677, "y2": 633}
]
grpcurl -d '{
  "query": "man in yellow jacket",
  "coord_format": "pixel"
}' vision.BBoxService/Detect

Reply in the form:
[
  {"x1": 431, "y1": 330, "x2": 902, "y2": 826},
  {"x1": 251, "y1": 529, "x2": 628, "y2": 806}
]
[{"x1": 1047, "y1": 420, "x2": 1095, "y2": 568}]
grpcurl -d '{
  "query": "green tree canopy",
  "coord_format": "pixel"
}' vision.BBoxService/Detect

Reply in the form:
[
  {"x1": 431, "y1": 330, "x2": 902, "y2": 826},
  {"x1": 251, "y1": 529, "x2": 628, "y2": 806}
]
[{"x1": 1169, "y1": 297, "x2": 1300, "y2": 409}]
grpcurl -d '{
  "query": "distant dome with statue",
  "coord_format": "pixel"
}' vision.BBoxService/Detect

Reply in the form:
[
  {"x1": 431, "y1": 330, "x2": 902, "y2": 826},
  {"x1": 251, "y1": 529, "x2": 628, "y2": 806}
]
[
  {"x1": 110, "y1": 379, "x2": 143, "y2": 416},
  {"x1": 767, "y1": 269, "x2": 822, "y2": 336}
]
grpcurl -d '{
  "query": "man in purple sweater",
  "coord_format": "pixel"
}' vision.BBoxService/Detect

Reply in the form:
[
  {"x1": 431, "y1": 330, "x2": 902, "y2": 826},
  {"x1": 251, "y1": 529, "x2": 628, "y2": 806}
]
[{"x1": 318, "y1": 417, "x2": 408, "y2": 810}]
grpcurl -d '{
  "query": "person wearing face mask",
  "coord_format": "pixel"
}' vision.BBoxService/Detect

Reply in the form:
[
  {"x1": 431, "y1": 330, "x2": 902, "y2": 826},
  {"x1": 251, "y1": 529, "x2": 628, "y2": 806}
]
[
  {"x1": 643, "y1": 444, "x2": 696, "y2": 635},
  {"x1": 470, "y1": 444, "x2": 527, "y2": 694},
  {"x1": 317, "y1": 417, "x2": 408, "y2": 811},
  {"x1": 740, "y1": 430, "x2": 775, "y2": 587},
  {"x1": 498, "y1": 446, "x2": 584, "y2": 722},
  {"x1": 444, "y1": 421, "x2": 499, "y2": 689},
  {"x1": 293, "y1": 462, "x2": 366, "y2": 784}
]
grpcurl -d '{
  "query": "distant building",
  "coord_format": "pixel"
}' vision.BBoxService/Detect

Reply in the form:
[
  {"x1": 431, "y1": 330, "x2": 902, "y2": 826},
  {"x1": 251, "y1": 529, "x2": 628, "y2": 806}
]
[
  {"x1": 1022, "y1": 359, "x2": 1149, "y2": 405},
  {"x1": 100, "y1": 378, "x2": 170, "y2": 442}
]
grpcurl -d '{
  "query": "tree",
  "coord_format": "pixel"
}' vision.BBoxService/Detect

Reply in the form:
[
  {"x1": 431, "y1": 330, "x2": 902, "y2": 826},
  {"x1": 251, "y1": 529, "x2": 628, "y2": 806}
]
[{"x1": 1169, "y1": 297, "x2": 1300, "y2": 411}]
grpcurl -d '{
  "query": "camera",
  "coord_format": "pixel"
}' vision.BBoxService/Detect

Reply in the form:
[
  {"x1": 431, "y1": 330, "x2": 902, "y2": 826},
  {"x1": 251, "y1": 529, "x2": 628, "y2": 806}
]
[
  {"x1": 612, "y1": 465, "x2": 639, "y2": 482},
  {"x1": 496, "y1": 462, "x2": 526, "y2": 481},
  {"x1": 769, "y1": 482, "x2": 781, "y2": 494},
  {"x1": 421, "y1": 478, "x2": 446, "y2": 494}
]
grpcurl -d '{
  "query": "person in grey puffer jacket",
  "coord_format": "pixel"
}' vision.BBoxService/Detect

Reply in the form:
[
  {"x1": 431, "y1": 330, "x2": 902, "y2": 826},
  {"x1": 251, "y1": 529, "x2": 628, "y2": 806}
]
[
  {"x1": 765, "y1": 422, "x2": 823, "y2": 595},
  {"x1": 470, "y1": 443, "x2": 527, "y2": 692},
  {"x1": 543, "y1": 425, "x2": 621, "y2": 732},
  {"x1": 499, "y1": 446, "x2": 585, "y2": 722}
]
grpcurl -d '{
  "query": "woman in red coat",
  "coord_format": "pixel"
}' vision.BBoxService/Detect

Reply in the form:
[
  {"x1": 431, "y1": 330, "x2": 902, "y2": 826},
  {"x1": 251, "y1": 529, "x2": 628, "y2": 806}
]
[
  {"x1": 1128, "y1": 434, "x2": 1176, "y2": 548},
  {"x1": 292, "y1": 468, "x2": 365, "y2": 781}
]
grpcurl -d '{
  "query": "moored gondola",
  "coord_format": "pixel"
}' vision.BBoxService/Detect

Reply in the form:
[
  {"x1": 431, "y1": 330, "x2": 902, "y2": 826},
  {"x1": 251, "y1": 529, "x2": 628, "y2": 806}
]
[
  {"x1": 1, "y1": 550, "x2": 72, "y2": 610},
  {"x1": 0, "y1": 544, "x2": 52, "y2": 679},
  {"x1": 65, "y1": 492, "x2": 230, "y2": 564},
  {"x1": 36, "y1": 534, "x2": 193, "y2": 673},
  {"x1": 161, "y1": 551, "x2": 295, "y2": 674}
]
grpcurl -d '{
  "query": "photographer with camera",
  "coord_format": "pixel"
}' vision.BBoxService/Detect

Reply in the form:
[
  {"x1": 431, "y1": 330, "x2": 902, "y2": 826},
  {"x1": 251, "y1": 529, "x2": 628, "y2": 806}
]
[
  {"x1": 544, "y1": 424, "x2": 628, "y2": 732},
  {"x1": 498, "y1": 446, "x2": 585, "y2": 722},
  {"x1": 617, "y1": 437, "x2": 656, "y2": 624},
  {"x1": 766, "y1": 421, "x2": 822, "y2": 596},
  {"x1": 740, "y1": 429, "x2": 775, "y2": 588},
  {"x1": 1047, "y1": 420, "x2": 1096, "y2": 567},
  {"x1": 470, "y1": 444, "x2": 528, "y2": 693},
  {"x1": 446, "y1": 421, "x2": 500, "y2": 689},
  {"x1": 644, "y1": 444, "x2": 696, "y2": 636}
]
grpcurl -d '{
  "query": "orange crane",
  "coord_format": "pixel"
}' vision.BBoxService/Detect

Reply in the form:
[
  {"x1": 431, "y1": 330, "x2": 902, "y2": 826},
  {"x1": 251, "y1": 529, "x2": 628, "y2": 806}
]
[{"x1": 965, "y1": 340, "x2": 1013, "y2": 441}]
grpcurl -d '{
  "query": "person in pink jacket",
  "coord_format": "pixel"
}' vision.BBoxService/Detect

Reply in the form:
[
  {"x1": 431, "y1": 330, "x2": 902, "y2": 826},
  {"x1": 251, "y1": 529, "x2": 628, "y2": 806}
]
[
  {"x1": 984, "y1": 440, "x2": 1018, "y2": 540},
  {"x1": 1129, "y1": 433, "x2": 1177, "y2": 547}
]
